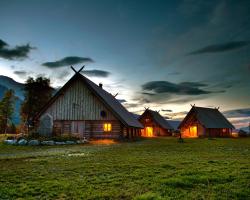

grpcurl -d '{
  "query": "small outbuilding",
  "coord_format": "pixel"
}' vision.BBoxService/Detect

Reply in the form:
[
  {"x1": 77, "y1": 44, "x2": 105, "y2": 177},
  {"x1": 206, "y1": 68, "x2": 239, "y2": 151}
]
[
  {"x1": 139, "y1": 109, "x2": 173, "y2": 137},
  {"x1": 35, "y1": 67, "x2": 143, "y2": 139},
  {"x1": 178, "y1": 106, "x2": 234, "y2": 138}
]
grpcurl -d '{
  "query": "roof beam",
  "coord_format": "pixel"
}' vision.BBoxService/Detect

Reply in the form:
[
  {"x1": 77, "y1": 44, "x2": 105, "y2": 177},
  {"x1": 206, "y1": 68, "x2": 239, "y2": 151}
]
[{"x1": 71, "y1": 65, "x2": 85, "y2": 73}]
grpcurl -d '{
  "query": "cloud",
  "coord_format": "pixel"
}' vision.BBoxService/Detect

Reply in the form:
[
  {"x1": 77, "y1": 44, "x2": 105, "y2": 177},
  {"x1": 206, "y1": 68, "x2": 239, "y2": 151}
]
[
  {"x1": 223, "y1": 108, "x2": 250, "y2": 118},
  {"x1": 13, "y1": 70, "x2": 28, "y2": 78},
  {"x1": 142, "y1": 81, "x2": 214, "y2": 95},
  {"x1": 0, "y1": 39, "x2": 8, "y2": 48},
  {"x1": 117, "y1": 99, "x2": 127, "y2": 103},
  {"x1": 168, "y1": 72, "x2": 181, "y2": 75},
  {"x1": 179, "y1": 82, "x2": 208, "y2": 87},
  {"x1": 161, "y1": 109, "x2": 173, "y2": 112},
  {"x1": 82, "y1": 70, "x2": 111, "y2": 77},
  {"x1": 56, "y1": 70, "x2": 71, "y2": 79},
  {"x1": 42, "y1": 56, "x2": 94, "y2": 68},
  {"x1": 0, "y1": 39, "x2": 34, "y2": 60},
  {"x1": 141, "y1": 92, "x2": 156, "y2": 96},
  {"x1": 188, "y1": 41, "x2": 250, "y2": 55}
]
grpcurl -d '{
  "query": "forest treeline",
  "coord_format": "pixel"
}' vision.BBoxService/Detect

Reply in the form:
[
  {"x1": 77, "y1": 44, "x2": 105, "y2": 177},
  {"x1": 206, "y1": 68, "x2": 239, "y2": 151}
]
[{"x1": 0, "y1": 76, "x2": 53, "y2": 133}]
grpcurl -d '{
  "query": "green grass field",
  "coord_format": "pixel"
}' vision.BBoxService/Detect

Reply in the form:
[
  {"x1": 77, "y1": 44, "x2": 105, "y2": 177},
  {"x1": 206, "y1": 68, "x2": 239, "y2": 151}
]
[{"x1": 0, "y1": 138, "x2": 249, "y2": 200}]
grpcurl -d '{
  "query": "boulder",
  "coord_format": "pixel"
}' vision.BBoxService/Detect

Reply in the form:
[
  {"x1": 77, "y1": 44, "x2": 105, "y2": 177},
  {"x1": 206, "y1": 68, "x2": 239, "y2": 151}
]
[
  {"x1": 65, "y1": 141, "x2": 76, "y2": 145},
  {"x1": 55, "y1": 141, "x2": 66, "y2": 145},
  {"x1": 18, "y1": 139, "x2": 28, "y2": 146},
  {"x1": 76, "y1": 138, "x2": 89, "y2": 144},
  {"x1": 41, "y1": 140, "x2": 54, "y2": 145},
  {"x1": 82, "y1": 138, "x2": 89, "y2": 143},
  {"x1": 4, "y1": 139, "x2": 17, "y2": 145},
  {"x1": 28, "y1": 140, "x2": 40, "y2": 146}
]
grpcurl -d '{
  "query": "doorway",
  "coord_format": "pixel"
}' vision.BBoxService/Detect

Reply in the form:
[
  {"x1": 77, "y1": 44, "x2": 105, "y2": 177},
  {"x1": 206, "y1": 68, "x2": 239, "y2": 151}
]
[
  {"x1": 145, "y1": 127, "x2": 153, "y2": 137},
  {"x1": 71, "y1": 121, "x2": 85, "y2": 137},
  {"x1": 189, "y1": 125, "x2": 198, "y2": 137}
]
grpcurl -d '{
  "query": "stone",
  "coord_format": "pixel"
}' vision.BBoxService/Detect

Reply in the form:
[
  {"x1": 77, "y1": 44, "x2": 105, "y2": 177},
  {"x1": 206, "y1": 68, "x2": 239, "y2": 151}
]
[
  {"x1": 65, "y1": 141, "x2": 76, "y2": 145},
  {"x1": 41, "y1": 140, "x2": 54, "y2": 145},
  {"x1": 82, "y1": 138, "x2": 89, "y2": 143},
  {"x1": 55, "y1": 141, "x2": 66, "y2": 145},
  {"x1": 4, "y1": 139, "x2": 17, "y2": 145},
  {"x1": 28, "y1": 140, "x2": 40, "y2": 146},
  {"x1": 18, "y1": 139, "x2": 28, "y2": 146}
]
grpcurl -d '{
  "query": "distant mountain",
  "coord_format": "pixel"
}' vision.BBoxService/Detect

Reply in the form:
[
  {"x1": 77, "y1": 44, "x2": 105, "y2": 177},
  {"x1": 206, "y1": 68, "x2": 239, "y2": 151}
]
[
  {"x1": 0, "y1": 75, "x2": 58, "y2": 125},
  {"x1": 168, "y1": 120, "x2": 181, "y2": 130},
  {"x1": 0, "y1": 75, "x2": 24, "y2": 99},
  {"x1": 0, "y1": 76, "x2": 25, "y2": 125},
  {"x1": 237, "y1": 126, "x2": 250, "y2": 133}
]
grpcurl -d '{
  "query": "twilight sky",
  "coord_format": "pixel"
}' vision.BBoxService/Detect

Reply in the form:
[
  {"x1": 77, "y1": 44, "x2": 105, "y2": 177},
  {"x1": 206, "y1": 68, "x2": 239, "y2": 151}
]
[{"x1": 0, "y1": 0, "x2": 249, "y2": 129}]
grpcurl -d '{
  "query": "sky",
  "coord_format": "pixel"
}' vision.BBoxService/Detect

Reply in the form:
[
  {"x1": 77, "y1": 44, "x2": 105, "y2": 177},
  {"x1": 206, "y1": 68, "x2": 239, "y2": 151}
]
[{"x1": 0, "y1": 0, "x2": 249, "y2": 129}]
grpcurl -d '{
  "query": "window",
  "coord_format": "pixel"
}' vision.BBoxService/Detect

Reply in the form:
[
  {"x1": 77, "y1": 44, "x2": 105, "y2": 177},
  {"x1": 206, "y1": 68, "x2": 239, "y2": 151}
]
[
  {"x1": 189, "y1": 126, "x2": 197, "y2": 137},
  {"x1": 145, "y1": 118, "x2": 150, "y2": 122},
  {"x1": 100, "y1": 110, "x2": 107, "y2": 118},
  {"x1": 103, "y1": 123, "x2": 112, "y2": 132}
]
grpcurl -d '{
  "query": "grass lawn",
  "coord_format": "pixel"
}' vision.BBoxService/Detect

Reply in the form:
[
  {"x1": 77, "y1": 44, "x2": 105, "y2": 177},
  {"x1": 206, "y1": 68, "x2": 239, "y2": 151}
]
[{"x1": 0, "y1": 138, "x2": 249, "y2": 200}]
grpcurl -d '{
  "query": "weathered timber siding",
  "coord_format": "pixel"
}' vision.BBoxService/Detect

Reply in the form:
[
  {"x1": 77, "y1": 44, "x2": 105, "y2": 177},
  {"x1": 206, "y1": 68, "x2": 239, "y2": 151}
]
[
  {"x1": 53, "y1": 120, "x2": 122, "y2": 139},
  {"x1": 139, "y1": 112, "x2": 172, "y2": 137},
  {"x1": 41, "y1": 79, "x2": 117, "y2": 121},
  {"x1": 85, "y1": 120, "x2": 122, "y2": 139}
]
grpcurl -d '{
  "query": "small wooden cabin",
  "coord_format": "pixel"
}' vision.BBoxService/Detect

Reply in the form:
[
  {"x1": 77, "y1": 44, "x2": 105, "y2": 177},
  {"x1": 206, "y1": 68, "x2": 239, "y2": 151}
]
[
  {"x1": 35, "y1": 69, "x2": 143, "y2": 139},
  {"x1": 178, "y1": 106, "x2": 234, "y2": 138},
  {"x1": 139, "y1": 109, "x2": 173, "y2": 137}
]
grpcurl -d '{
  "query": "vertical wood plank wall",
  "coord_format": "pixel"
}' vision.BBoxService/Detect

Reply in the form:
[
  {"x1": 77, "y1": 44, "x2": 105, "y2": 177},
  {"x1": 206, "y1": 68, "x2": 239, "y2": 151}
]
[{"x1": 42, "y1": 79, "x2": 116, "y2": 121}]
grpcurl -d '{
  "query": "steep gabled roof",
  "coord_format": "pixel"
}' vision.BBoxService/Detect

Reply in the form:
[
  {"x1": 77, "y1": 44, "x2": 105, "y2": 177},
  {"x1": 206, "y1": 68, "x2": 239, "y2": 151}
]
[
  {"x1": 35, "y1": 72, "x2": 143, "y2": 128},
  {"x1": 140, "y1": 109, "x2": 173, "y2": 129},
  {"x1": 179, "y1": 106, "x2": 235, "y2": 129}
]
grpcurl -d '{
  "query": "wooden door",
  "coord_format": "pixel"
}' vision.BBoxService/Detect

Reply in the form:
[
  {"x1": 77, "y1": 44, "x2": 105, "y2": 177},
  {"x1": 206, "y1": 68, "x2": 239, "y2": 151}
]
[{"x1": 71, "y1": 121, "x2": 85, "y2": 137}]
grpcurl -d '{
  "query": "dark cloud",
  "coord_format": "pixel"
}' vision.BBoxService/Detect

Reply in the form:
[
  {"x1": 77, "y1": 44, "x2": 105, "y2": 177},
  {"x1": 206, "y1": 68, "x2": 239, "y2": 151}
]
[
  {"x1": 168, "y1": 72, "x2": 181, "y2": 76},
  {"x1": 161, "y1": 109, "x2": 172, "y2": 112},
  {"x1": 13, "y1": 70, "x2": 27, "y2": 77},
  {"x1": 13, "y1": 70, "x2": 27, "y2": 75},
  {"x1": 248, "y1": 64, "x2": 250, "y2": 71},
  {"x1": 82, "y1": 70, "x2": 111, "y2": 77},
  {"x1": 142, "y1": 81, "x2": 214, "y2": 95},
  {"x1": 188, "y1": 41, "x2": 250, "y2": 55},
  {"x1": 118, "y1": 99, "x2": 127, "y2": 103},
  {"x1": 141, "y1": 92, "x2": 156, "y2": 96},
  {"x1": 42, "y1": 56, "x2": 94, "y2": 68},
  {"x1": 0, "y1": 39, "x2": 8, "y2": 48},
  {"x1": 223, "y1": 108, "x2": 250, "y2": 118},
  {"x1": 0, "y1": 39, "x2": 34, "y2": 60},
  {"x1": 179, "y1": 82, "x2": 208, "y2": 87}
]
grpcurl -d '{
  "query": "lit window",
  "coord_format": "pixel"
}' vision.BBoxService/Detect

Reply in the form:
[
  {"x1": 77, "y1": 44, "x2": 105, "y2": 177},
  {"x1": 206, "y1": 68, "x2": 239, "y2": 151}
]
[
  {"x1": 145, "y1": 118, "x2": 150, "y2": 122},
  {"x1": 103, "y1": 123, "x2": 112, "y2": 132},
  {"x1": 222, "y1": 128, "x2": 226, "y2": 133},
  {"x1": 189, "y1": 126, "x2": 197, "y2": 137}
]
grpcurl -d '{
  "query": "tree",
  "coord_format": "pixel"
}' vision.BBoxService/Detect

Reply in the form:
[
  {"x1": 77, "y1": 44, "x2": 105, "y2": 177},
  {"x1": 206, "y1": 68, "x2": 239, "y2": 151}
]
[
  {"x1": 21, "y1": 76, "x2": 53, "y2": 129},
  {"x1": 0, "y1": 89, "x2": 16, "y2": 133}
]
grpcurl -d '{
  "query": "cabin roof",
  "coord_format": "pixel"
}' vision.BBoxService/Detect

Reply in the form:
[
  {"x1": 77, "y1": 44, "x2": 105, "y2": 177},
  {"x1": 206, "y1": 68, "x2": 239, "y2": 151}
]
[
  {"x1": 36, "y1": 72, "x2": 143, "y2": 128},
  {"x1": 179, "y1": 106, "x2": 235, "y2": 129},
  {"x1": 140, "y1": 109, "x2": 173, "y2": 129}
]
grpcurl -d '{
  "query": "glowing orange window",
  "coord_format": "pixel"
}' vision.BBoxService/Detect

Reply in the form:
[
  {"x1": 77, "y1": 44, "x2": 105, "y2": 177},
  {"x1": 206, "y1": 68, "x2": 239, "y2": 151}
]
[
  {"x1": 103, "y1": 123, "x2": 112, "y2": 132},
  {"x1": 189, "y1": 126, "x2": 197, "y2": 137}
]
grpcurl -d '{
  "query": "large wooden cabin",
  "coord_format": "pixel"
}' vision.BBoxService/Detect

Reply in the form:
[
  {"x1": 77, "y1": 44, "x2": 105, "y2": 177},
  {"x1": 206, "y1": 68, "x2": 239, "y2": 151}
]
[
  {"x1": 35, "y1": 69, "x2": 143, "y2": 139},
  {"x1": 139, "y1": 109, "x2": 173, "y2": 137},
  {"x1": 178, "y1": 106, "x2": 234, "y2": 138}
]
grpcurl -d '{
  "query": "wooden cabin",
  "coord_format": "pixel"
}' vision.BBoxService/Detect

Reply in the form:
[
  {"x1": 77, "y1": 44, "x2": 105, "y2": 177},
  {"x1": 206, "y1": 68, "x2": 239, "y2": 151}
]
[
  {"x1": 139, "y1": 109, "x2": 173, "y2": 137},
  {"x1": 178, "y1": 106, "x2": 234, "y2": 138},
  {"x1": 34, "y1": 68, "x2": 143, "y2": 139}
]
